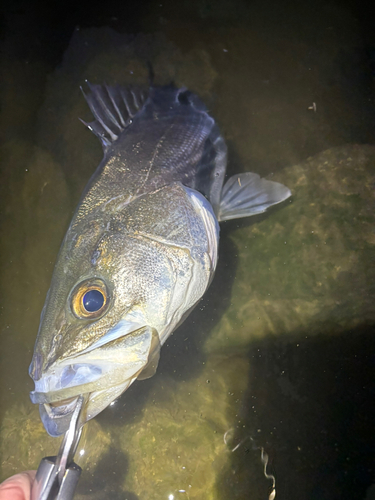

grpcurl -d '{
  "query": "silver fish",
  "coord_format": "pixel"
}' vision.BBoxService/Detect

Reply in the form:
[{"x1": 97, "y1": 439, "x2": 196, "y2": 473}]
[{"x1": 29, "y1": 84, "x2": 291, "y2": 436}]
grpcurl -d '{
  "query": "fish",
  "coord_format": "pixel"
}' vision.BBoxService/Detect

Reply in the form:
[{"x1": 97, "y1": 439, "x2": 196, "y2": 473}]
[{"x1": 29, "y1": 82, "x2": 291, "y2": 437}]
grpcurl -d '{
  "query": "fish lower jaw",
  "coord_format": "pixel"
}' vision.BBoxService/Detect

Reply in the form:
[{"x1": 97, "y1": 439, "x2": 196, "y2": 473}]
[
  {"x1": 49, "y1": 396, "x2": 78, "y2": 407},
  {"x1": 30, "y1": 361, "x2": 147, "y2": 436},
  {"x1": 40, "y1": 396, "x2": 83, "y2": 437},
  {"x1": 39, "y1": 379, "x2": 136, "y2": 437},
  {"x1": 46, "y1": 396, "x2": 79, "y2": 416},
  {"x1": 32, "y1": 368, "x2": 138, "y2": 436},
  {"x1": 30, "y1": 325, "x2": 157, "y2": 436}
]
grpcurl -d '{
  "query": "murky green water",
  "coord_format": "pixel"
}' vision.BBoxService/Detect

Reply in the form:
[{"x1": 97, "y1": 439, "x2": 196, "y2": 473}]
[{"x1": 1, "y1": 0, "x2": 375, "y2": 499}]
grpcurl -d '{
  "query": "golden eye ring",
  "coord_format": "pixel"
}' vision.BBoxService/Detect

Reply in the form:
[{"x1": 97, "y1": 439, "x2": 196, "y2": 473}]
[{"x1": 70, "y1": 279, "x2": 110, "y2": 319}]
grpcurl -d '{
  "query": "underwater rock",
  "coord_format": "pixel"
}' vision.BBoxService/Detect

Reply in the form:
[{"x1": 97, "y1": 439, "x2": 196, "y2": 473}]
[
  {"x1": 0, "y1": 403, "x2": 110, "y2": 479},
  {"x1": 37, "y1": 27, "x2": 217, "y2": 200},
  {"x1": 205, "y1": 144, "x2": 375, "y2": 352},
  {"x1": 0, "y1": 404, "x2": 57, "y2": 478},
  {"x1": 71, "y1": 353, "x2": 255, "y2": 500},
  {"x1": 111, "y1": 355, "x2": 251, "y2": 500}
]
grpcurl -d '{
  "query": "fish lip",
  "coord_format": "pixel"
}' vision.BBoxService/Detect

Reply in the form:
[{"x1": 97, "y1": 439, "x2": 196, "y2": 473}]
[
  {"x1": 31, "y1": 325, "x2": 156, "y2": 435},
  {"x1": 29, "y1": 362, "x2": 105, "y2": 405},
  {"x1": 39, "y1": 395, "x2": 85, "y2": 437},
  {"x1": 29, "y1": 352, "x2": 43, "y2": 380},
  {"x1": 30, "y1": 325, "x2": 154, "y2": 406},
  {"x1": 30, "y1": 378, "x2": 99, "y2": 405},
  {"x1": 45, "y1": 396, "x2": 79, "y2": 416},
  {"x1": 39, "y1": 381, "x2": 135, "y2": 437}
]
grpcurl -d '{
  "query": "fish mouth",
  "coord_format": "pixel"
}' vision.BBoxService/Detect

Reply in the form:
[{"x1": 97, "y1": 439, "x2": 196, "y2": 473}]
[
  {"x1": 39, "y1": 396, "x2": 83, "y2": 437},
  {"x1": 31, "y1": 365, "x2": 136, "y2": 436},
  {"x1": 49, "y1": 396, "x2": 78, "y2": 412},
  {"x1": 30, "y1": 325, "x2": 158, "y2": 436},
  {"x1": 37, "y1": 383, "x2": 133, "y2": 437}
]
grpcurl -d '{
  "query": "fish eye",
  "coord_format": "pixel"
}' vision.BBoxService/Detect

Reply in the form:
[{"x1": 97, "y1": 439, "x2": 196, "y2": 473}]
[
  {"x1": 83, "y1": 289, "x2": 104, "y2": 312},
  {"x1": 70, "y1": 279, "x2": 109, "y2": 319}
]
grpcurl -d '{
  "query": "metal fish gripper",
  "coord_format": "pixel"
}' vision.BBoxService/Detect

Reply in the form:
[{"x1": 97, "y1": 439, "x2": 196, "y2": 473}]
[{"x1": 31, "y1": 395, "x2": 84, "y2": 500}]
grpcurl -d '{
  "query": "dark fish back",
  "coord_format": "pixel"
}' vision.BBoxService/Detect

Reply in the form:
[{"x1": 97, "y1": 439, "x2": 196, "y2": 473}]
[{"x1": 83, "y1": 84, "x2": 227, "y2": 213}]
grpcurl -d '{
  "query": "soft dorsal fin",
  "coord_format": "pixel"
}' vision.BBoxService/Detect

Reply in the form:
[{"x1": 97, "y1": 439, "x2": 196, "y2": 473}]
[{"x1": 80, "y1": 82, "x2": 148, "y2": 148}]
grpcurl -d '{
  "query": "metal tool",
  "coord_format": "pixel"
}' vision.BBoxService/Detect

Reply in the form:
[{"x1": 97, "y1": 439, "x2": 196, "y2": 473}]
[{"x1": 31, "y1": 396, "x2": 84, "y2": 500}]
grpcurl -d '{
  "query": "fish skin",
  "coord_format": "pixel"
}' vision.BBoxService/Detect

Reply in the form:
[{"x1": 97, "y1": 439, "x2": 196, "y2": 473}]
[
  {"x1": 78, "y1": 86, "x2": 225, "y2": 215},
  {"x1": 29, "y1": 84, "x2": 290, "y2": 436}
]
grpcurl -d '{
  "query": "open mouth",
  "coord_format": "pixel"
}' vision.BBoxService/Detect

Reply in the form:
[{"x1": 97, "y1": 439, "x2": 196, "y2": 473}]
[
  {"x1": 39, "y1": 397, "x2": 81, "y2": 437},
  {"x1": 30, "y1": 358, "x2": 144, "y2": 436},
  {"x1": 30, "y1": 361, "x2": 137, "y2": 436},
  {"x1": 50, "y1": 396, "x2": 78, "y2": 408},
  {"x1": 38, "y1": 381, "x2": 136, "y2": 437},
  {"x1": 47, "y1": 396, "x2": 79, "y2": 416},
  {"x1": 30, "y1": 325, "x2": 159, "y2": 436},
  {"x1": 30, "y1": 362, "x2": 105, "y2": 405},
  {"x1": 39, "y1": 395, "x2": 83, "y2": 437}
]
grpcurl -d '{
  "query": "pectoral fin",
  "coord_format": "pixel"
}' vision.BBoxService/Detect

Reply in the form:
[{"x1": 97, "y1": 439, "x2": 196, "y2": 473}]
[
  {"x1": 218, "y1": 172, "x2": 291, "y2": 221},
  {"x1": 137, "y1": 329, "x2": 161, "y2": 380}
]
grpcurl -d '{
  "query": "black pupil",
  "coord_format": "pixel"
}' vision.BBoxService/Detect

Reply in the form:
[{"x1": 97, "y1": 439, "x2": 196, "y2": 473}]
[{"x1": 83, "y1": 290, "x2": 104, "y2": 312}]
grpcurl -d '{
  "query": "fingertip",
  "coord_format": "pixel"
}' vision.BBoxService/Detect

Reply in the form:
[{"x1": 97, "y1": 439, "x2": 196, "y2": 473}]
[{"x1": 0, "y1": 471, "x2": 36, "y2": 500}]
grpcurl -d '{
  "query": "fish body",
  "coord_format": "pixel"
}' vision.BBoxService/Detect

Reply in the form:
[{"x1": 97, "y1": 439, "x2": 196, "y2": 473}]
[{"x1": 29, "y1": 84, "x2": 291, "y2": 436}]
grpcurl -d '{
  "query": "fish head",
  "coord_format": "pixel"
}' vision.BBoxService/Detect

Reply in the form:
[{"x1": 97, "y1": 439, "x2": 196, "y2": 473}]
[
  {"x1": 29, "y1": 183, "x2": 219, "y2": 437},
  {"x1": 29, "y1": 218, "x2": 176, "y2": 436}
]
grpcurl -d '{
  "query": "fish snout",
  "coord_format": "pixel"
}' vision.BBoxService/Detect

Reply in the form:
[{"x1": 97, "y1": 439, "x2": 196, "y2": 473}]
[
  {"x1": 29, "y1": 325, "x2": 157, "y2": 436},
  {"x1": 29, "y1": 352, "x2": 43, "y2": 380}
]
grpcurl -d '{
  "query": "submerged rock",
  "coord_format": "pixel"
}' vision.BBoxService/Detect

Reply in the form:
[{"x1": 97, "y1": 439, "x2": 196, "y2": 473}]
[
  {"x1": 75, "y1": 354, "x2": 254, "y2": 500},
  {"x1": 0, "y1": 403, "x2": 110, "y2": 479},
  {"x1": 205, "y1": 144, "x2": 375, "y2": 352},
  {"x1": 37, "y1": 28, "x2": 217, "y2": 200}
]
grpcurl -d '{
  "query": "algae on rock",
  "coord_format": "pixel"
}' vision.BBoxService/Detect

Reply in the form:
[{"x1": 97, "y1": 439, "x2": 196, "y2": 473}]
[
  {"x1": 0, "y1": 403, "x2": 110, "y2": 480},
  {"x1": 205, "y1": 145, "x2": 375, "y2": 352}
]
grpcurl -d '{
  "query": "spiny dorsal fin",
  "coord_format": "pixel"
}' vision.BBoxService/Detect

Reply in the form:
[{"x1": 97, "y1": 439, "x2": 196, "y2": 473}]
[{"x1": 80, "y1": 82, "x2": 148, "y2": 148}]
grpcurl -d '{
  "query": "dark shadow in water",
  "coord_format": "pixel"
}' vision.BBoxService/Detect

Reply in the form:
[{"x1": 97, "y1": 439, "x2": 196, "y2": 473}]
[
  {"x1": 77, "y1": 445, "x2": 139, "y2": 500},
  {"x1": 0, "y1": 0, "x2": 151, "y2": 65},
  {"x1": 216, "y1": 323, "x2": 375, "y2": 500}
]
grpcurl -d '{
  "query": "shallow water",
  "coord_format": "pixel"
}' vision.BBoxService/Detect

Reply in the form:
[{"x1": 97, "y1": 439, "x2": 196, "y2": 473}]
[{"x1": 1, "y1": 0, "x2": 375, "y2": 499}]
